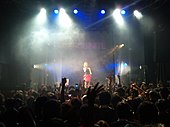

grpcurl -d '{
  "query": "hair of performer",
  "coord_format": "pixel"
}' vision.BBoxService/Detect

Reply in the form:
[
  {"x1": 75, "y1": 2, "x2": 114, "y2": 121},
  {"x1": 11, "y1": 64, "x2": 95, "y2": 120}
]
[{"x1": 83, "y1": 61, "x2": 92, "y2": 88}]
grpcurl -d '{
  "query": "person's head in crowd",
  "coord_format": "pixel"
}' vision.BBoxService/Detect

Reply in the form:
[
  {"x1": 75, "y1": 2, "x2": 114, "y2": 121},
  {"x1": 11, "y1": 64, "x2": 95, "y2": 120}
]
[
  {"x1": 81, "y1": 95, "x2": 88, "y2": 104},
  {"x1": 159, "y1": 87, "x2": 170, "y2": 99},
  {"x1": 13, "y1": 90, "x2": 24, "y2": 100},
  {"x1": 41, "y1": 118, "x2": 65, "y2": 127},
  {"x1": 99, "y1": 91, "x2": 111, "y2": 106},
  {"x1": 5, "y1": 98, "x2": 15, "y2": 110},
  {"x1": 34, "y1": 96, "x2": 48, "y2": 120},
  {"x1": 95, "y1": 120, "x2": 110, "y2": 127},
  {"x1": 47, "y1": 92, "x2": 57, "y2": 100},
  {"x1": 13, "y1": 98, "x2": 24, "y2": 110},
  {"x1": 3, "y1": 107, "x2": 19, "y2": 127},
  {"x1": 116, "y1": 101, "x2": 133, "y2": 121},
  {"x1": 18, "y1": 107, "x2": 37, "y2": 127},
  {"x1": 115, "y1": 87, "x2": 125, "y2": 98},
  {"x1": 128, "y1": 97, "x2": 143, "y2": 114},
  {"x1": 43, "y1": 99, "x2": 61, "y2": 120},
  {"x1": 148, "y1": 90, "x2": 160, "y2": 103},
  {"x1": 111, "y1": 93, "x2": 122, "y2": 108},
  {"x1": 155, "y1": 99, "x2": 168, "y2": 113},
  {"x1": 26, "y1": 96, "x2": 35, "y2": 111},
  {"x1": 136, "y1": 101, "x2": 158, "y2": 125},
  {"x1": 140, "y1": 82, "x2": 148, "y2": 91},
  {"x1": 31, "y1": 90, "x2": 39, "y2": 99},
  {"x1": 79, "y1": 104, "x2": 89, "y2": 126},
  {"x1": 61, "y1": 102, "x2": 72, "y2": 120},
  {"x1": 70, "y1": 97, "x2": 82, "y2": 109},
  {"x1": 130, "y1": 89, "x2": 139, "y2": 98}
]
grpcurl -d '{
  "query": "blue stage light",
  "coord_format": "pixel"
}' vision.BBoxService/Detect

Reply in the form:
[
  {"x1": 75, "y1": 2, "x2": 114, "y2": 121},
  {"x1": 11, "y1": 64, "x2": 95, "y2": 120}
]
[
  {"x1": 121, "y1": 9, "x2": 126, "y2": 15},
  {"x1": 54, "y1": 9, "x2": 59, "y2": 14},
  {"x1": 100, "y1": 9, "x2": 106, "y2": 14},
  {"x1": 73, "y1": 9, "x2": 78, "y2": 14}
]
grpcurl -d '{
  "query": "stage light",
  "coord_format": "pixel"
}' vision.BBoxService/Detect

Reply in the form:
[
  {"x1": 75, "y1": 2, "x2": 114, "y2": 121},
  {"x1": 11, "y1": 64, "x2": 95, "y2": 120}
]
[
  {"x1": 124, "y1": 63, "x2": 128, "y2": 66},
  {"x1": 140, "y1": 65, "x2": 142, "y2": 69},
  {"x1": 36, "y1": 8, "x2": 47, "y2": 24},
  {"x1": 54, "y1": 9, "x2": 59, "y2": 14},
  {"x1": 133, "y1": 10, "x2": 143, "y2": 19},
  {"x1": 118, "y1": 44, "x2": 125, "y2": 48},
  {"x1": 33, "y1": 64, "x2": 42, "y2": 69},
  {"x1": 60, "y1": 8, "x2": 66, "y2": 13},
  {"x1": 113, "y1": 8, "x2": 124, "y2": 26},
  {"x1": 59, "y1": 8, "x2": 72, "y2": 28},
  {"x1": 40, "y1": 8, "x2": 46, "y2": 14},
  {"x1": 118, "y1": 62, "x2": 130, "y2": 76},
  {"x1": 33, "y1": 65, "x2": 36, "y2": 68},
  {"x1": 100, "y1": 9, "x2": 106, "y2": 15},
  {"x1": 73, "y1": 9, "x2": 78, "y2": 14},
  {"x1": 121, "y1": 9, "x2": 126, "y2": 15}
]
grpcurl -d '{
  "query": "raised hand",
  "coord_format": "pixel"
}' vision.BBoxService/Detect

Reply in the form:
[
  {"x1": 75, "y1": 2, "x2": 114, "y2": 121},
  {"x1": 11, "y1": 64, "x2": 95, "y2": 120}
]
[
  {"x1": 87, "y1": 82, "x2": 104, "y2": 105},
  {"x1": 60, "y1": 77, "x2": 67, "y2": 103},
  {"x1": 86, "y1": 82, "x2": 104, "y2": 127}
]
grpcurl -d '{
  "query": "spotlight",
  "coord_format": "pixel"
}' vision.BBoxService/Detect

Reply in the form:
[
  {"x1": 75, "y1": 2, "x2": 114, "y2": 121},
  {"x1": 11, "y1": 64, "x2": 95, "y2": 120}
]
[
  {"x1": 60, "y1": 8, "x2": 66, "y2": 13},
  {"x1": 124, "y1": 63, "x2": 128, "y2": 66},
  {"x1": 121, "y1": 9, "x2": 126, "y2": 15},
  {"x1": 140, "y1": 65, "x2": 142, "y2": 69},
  {"x1": 54, "y1": 9, "x2": 59, "y2": 14},
  {"x1": 100, "y1": 9, "x2": 106, "y2": 15},
  {"x1": 36, "y1": 8, "x2": 47, "y2": 24},
  {"x1": 119, "y1": 44, "x2": 125, "y2": 48},
  {"x1": 133, "y1": 10, "x2": 143, "y2": 19},
  {"x1": 40, "y1": 8, "x2": 46, "y2": 14},
  {"x1": 59, "y1": 8, "x2": 72, "y2": 28},
  {"x1": 113, "y1": 9, "x2": 124, "y2": 26},
  {"x1": 33, "y1": 65, "x2": 39, "y2": 69},
  {"x1": 73, "y1": 9, "x2": 78, "y2": 14},
  {"x1": 33, "y1": 65, "x2": 36, "y2": 68}
]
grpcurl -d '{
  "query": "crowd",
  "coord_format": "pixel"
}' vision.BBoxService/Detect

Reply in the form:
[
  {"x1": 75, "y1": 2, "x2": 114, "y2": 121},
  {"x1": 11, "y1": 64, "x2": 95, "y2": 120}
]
[{"x1": 0, "y1": 77, "x2": 170, "y2": 127}]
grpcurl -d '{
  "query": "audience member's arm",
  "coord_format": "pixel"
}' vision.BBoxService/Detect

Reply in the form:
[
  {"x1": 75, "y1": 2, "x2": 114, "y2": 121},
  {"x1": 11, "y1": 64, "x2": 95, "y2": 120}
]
[
  {"x1": 87, "y1": 82, "x2": 104, "y2": 127},
  {"x1": 60, "y1": 77, "x2": 67, "y2": 103}
]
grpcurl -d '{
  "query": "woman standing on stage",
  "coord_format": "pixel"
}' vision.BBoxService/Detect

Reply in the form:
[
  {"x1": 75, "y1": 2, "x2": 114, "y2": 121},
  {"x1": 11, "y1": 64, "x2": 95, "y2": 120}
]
[{"x1": 83, "y1": 62, "x2": 92, "y2": 88}]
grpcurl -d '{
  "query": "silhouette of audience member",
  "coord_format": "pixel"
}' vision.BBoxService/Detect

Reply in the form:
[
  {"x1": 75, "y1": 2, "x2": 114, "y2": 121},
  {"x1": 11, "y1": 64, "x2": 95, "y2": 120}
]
[
  {"x1": 136, "y1": 101, "x2": 158, "y2": 126},
  {"x1": 18, "y1": 107, "x2": 37, "y2": 127},
  {"x1": 67, "y1": 98, "x2": 82, "y2": 127},
  {"x1": 34, "y1": 96, "x2": 48, "y2": 121},
  {"x1": 95, "y1": 120, "x2": 110, "y2": 127},
  {"x1": 98, "y1": 91, "x2": 118, "y2": 124},
  {"x1": 111, "y1": 93, "x2": 122, "y2": 109},
  {"x1": 156, "y1": 99, "x2": 170, "y2": 127},
  {"x1": 148, "y1": 90, "x2": 160, "y2": 103},
  {"x1": 159, "y1": 87, "x2": 169, "y2": 100},
  {"x1": 41, "y1": 99, "x2": 64, "y2": 127},
  {"x1": 111, "y1": 102, "x2": 139, "y2": 127}
]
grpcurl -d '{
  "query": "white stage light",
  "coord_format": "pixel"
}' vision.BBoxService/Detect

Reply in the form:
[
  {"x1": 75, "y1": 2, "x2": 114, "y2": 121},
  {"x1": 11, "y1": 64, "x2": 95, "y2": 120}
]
[
  {"x1": 113, "y1": 8, "x2": 124, "y2": 26},
  {"x1": 133, "y1": 10, "x2": 143, "y2": 19},
  {"x1": 37, "y1": 8, "x2": 47, "y2": 24},
  {"x1": 59, "y1": 8, "x2": 72, "y2": 28},
  {"x1": 118, "y1": 44, "x2": 125, "y2": 48},
  {"x1": 118, "y1": 62, "x2": 130, "y2": 76}
]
